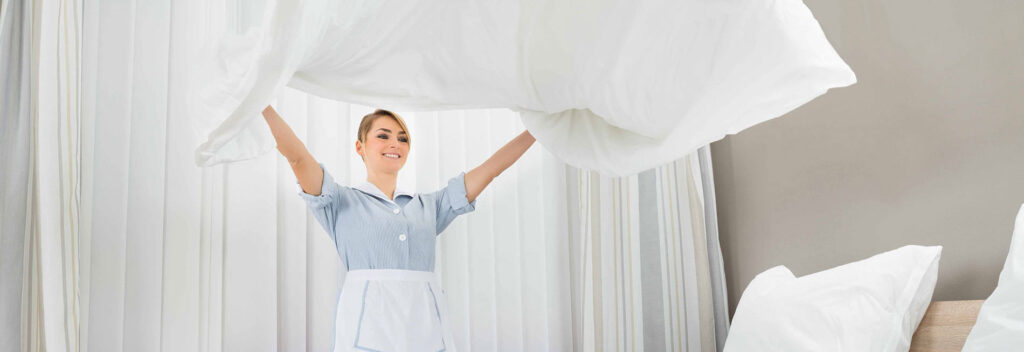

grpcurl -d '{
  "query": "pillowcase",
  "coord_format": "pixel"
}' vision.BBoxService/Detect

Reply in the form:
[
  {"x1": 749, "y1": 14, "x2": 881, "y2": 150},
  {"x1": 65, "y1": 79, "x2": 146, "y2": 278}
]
[
  {"x1": 962, "y1": 203, "x2": 1024, "y2": 351},
  {"x1": 724, "y1": 245, "x2": 942, "y2": 352}
]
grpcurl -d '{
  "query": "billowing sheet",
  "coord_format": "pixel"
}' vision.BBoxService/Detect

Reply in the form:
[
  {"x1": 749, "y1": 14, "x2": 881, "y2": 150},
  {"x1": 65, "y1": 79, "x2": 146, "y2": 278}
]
[{"x1": 193, "y1": 0, "x2": 855, "y2": 176}]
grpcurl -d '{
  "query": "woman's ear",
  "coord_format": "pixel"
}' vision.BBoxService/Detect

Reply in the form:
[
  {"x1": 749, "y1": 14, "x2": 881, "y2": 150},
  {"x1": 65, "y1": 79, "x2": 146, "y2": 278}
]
[{"x1": 355, "y1": 140, "x2": 364, "y2": 158}]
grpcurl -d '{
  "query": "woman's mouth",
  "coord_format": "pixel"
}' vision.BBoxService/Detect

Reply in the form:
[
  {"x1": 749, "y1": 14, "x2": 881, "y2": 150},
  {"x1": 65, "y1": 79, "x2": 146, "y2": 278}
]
[{"x1": 383, "y1": 153, "x2": 401, "y2": 159}]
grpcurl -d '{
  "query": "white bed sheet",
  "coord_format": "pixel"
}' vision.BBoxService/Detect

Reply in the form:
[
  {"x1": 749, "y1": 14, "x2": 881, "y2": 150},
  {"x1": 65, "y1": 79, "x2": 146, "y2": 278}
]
[{"x1": 193, "y1": 0, "x2": 855, "y2": 176}]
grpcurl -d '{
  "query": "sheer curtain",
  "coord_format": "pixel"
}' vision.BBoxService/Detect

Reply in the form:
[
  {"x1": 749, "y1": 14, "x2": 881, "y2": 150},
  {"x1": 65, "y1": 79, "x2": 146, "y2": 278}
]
[
  {"x1": 1, "y1": 0, "x2": 81, "y2": 350},
  {"x1": 566, "y1": 148, "x2": 730, "y2": 352},
  {"x1": 0, "y1": 0, "x2": 32, "y2": 347}
]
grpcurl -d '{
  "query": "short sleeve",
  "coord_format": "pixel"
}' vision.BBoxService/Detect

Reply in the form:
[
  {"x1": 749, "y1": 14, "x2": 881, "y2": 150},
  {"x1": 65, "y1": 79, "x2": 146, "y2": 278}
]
[
  {"x1": 433, "y1": 171, "x2": 477, "y2": 234},
  {"x1": 298, "y1": 163, "x2": 343, "y2": 242}
]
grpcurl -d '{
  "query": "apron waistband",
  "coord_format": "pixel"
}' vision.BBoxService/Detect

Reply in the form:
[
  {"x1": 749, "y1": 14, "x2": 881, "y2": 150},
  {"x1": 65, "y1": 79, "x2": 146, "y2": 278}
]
[{"x1": 345, "y1": 269, "x2": 438, "y2": 282}]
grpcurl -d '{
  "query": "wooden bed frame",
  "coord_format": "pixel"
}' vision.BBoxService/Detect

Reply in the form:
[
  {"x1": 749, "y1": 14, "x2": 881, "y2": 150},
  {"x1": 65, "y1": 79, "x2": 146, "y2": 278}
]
[{"x1": 909, "y1": 300, "x2": 984, "y2": 351}]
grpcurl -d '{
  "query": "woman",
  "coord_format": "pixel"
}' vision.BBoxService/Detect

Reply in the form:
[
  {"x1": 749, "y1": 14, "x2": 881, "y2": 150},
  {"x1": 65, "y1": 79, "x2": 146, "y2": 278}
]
[{"x1": 262, "y1": 105, "x2": 535, "y2": 351}]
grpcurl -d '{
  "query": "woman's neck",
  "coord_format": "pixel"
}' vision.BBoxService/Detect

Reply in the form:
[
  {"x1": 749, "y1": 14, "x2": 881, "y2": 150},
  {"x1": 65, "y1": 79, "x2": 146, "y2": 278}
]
[{"x1": 366, "y1": 171, "x2": 398, "y2": 200}]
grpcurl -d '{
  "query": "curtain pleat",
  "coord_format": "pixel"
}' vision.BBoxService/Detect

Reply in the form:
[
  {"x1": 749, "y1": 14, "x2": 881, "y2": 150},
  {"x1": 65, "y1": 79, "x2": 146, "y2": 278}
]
[
  {"x1": 698, "y1": 147, "x2": 730, "y2": 352},
  {"x1": 159, "y1": 0, "x2": 205, "y2": 349},
  {"x1": 9, "y1": 0, "x2": 84, "y2": 351},
  {"x1": 0, "y1": 0, "x2": 33, "y2": 349}
]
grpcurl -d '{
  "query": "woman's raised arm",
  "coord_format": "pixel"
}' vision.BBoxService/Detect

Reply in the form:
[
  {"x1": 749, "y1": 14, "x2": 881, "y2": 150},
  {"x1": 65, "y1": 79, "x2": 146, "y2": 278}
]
[
  {"x1": 263, "y1": 105, "x2": 325, "y2": 195},
  {"x1": 464, "y1": 130, "x2": 536, "y2": 203}
]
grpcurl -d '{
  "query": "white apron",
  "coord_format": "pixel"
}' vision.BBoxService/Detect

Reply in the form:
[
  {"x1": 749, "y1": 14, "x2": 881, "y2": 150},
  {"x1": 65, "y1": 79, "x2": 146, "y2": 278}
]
[{"x1": 334, "y1": 270, "x2": 456, "y2": 352}]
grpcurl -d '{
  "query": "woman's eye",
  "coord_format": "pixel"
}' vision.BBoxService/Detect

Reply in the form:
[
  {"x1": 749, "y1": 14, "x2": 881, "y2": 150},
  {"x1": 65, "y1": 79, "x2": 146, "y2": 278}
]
[
  {"x1": 399, "y1": 137, "x2": 408, "y2": 143},
  {"x1": 377, "y1": 134, "x2": 388, "y2": 139}
]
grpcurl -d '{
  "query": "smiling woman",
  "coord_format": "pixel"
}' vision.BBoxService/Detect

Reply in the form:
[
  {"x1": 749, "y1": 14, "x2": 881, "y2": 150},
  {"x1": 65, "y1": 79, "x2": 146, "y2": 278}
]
[
  {"x1": 353, "y1": 110, "x2": 412, "y2": 199},
  {"x1": 260, "y1": 104, "x2": 535, "y2": 351}
]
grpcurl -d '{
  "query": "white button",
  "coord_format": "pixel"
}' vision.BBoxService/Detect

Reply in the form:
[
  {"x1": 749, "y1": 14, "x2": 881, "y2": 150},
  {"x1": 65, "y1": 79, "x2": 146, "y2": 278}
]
[
  {"x1": 398, "y1": 234, "x2": 407, "y2": 241},
  {"x1": 393, "y1": 208, "x2": 400, "y2": 214}
]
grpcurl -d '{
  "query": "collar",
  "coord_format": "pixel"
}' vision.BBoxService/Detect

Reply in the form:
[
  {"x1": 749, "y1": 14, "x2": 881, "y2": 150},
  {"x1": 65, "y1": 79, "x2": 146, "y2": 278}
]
[{"x1": 353, "y1": 181, "x2": 414, "y2": 202}]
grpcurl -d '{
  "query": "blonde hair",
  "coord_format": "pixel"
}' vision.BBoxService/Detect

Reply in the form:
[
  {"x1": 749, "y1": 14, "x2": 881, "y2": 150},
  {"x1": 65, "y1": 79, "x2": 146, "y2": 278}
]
[{"x1": 357, "y1": 109, "x2": 411, "y2": 146}]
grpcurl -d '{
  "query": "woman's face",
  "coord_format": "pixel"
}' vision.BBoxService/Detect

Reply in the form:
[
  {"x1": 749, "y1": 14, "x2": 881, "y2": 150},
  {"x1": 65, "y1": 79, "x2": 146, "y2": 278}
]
[{"x1": 356, "y1": 117, "x2": 409, "y2": 175}]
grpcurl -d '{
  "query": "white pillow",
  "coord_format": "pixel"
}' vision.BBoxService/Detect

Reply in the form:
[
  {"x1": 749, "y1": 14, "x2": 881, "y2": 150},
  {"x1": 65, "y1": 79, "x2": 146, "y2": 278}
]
[
  {"x1": 962, "y1": 203, "x2": 1024, "y2": 351},
  {"x1": 724, "y1": 245, "x2": 942, "y2": 352}
]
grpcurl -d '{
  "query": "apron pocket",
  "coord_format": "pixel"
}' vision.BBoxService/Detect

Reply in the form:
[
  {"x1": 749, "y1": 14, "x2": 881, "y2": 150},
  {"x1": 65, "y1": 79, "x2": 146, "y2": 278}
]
[{"x1": 353, "y1": 281, "x2": 447, "y2": 351}]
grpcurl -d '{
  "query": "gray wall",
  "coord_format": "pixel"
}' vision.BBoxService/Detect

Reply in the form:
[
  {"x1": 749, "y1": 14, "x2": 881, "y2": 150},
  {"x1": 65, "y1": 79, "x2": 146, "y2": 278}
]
[{"x1": 711, "y1": 0, "x2": 1024, "y2": 316}]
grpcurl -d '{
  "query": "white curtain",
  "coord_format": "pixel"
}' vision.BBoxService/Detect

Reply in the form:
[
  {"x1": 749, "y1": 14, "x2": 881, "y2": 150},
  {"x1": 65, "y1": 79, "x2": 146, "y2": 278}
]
[
  {"x1": 0, "y1": 0, "x2": 32, "y2": 347},
  {"x1": 1, "y1": 0, "x2": 82, "y2": 350},
  {"x1": 566, "y1": 148, "x2": 730, "y2": 352}
]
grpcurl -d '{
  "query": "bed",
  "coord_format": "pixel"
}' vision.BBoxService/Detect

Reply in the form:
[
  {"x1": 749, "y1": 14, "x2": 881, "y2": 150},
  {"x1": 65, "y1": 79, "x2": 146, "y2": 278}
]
[{"x1": 909, "y1": 300, "x2": 984, "y2": 352}]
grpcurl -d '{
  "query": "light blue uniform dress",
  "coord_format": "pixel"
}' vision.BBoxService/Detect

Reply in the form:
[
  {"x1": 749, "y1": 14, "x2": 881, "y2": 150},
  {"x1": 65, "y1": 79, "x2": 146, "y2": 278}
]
[{"x1": 299, "y1": 164, "x2": 476, "y2": 352}]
